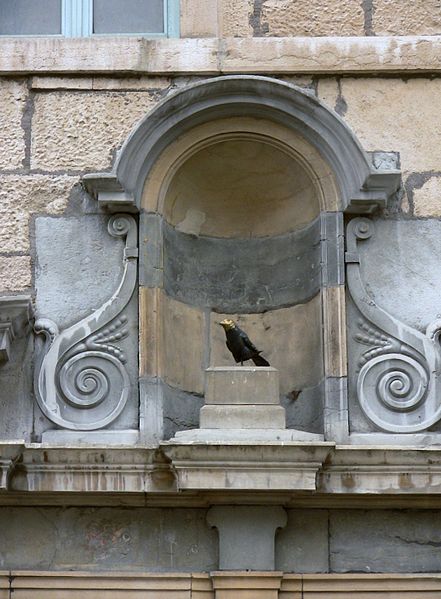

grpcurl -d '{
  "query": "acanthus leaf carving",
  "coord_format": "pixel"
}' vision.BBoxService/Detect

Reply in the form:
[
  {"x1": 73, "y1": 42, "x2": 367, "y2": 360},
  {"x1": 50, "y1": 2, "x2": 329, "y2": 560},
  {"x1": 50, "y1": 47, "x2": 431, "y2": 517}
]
[
  {"x1": 34, "y1": 214, "x2": 138, "y2": 431},
  {"x1": 347, "y1": 217, "x2": 441, "y2": 433}
]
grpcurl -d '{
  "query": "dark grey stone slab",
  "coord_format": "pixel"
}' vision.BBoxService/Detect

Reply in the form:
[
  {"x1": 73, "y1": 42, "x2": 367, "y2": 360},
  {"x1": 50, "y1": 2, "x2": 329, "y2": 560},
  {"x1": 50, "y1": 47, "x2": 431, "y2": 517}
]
[
  {"x1": 0, "y1": 507, "x2": 218, "y2": 572},
  {"x1": 330, "y1": 510, "x2": 441, "y2": 573},
  {"x1": 139, "y1": 212, "x2": 163, "y2": 287},
  {"x1": 276, "y1": 509, "x2": 329, "y2": 573},
  {"x1": 163, "y1": 218, "x2": 321, "y2": 313},
  {"x1": 162, "y1": 381, "x2": 204, "y2": 440},
  {"x1": 281, "y1": 381, "x2": 324, "y2": 435},
  {"x1": 321, "y1": 211, "x2": 344, "y2": 287}
]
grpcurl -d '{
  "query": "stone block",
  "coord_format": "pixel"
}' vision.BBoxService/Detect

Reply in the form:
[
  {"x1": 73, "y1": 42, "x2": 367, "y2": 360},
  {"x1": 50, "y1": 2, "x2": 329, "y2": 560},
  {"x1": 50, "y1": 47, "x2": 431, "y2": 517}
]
[
  {"x1": 220, "y1": 0, "x2": 253, "y2": 37},
  {"x1": 31, "y1": 76, "x2": 170, "y2": 90},
  {"x1": 373, "y1": 0, "x2": 441, "y2": 35},
  {"x1": 0, "y1": 79, "x2": 27, "y2": 169},
  {"x1": 276, "y1": 510, "x2": 329, "y2": 573},
  {"x1": 0, "y1": 256, "x2": 31, "y2": 293},
  {"x1": 31, "y1": 91, "x2": 163, "y2": 170},
  {"x1": 163, "y1": 218, "x2": 321, "y2": 313},
  {"x1": 210, "y1": 296, "x2": 323, "y2": 395},
  {"x1": 323, "y1": 286, "x2": 347, "y2": 378},
  {"x1": 260, "y1": 0, "x2": 364, "y2": 36},
  {"x1": 207, "y1": 506, "x2": 287, "y2": 571},
  {"x1": 210, "y1": 572, "x2": 283, "y2": 599},
  {"x1": 356, "y1": 219, "x2": 441, "y2": 332},
  {"x1": 413, "y1": 176, "x2": 441, "y2": 217},
  {"x1": 161, "y1": 294, "x2": 205, "y2": 395},
  {"x1": 35, "y1": 215, "x2": 124, "y2": 328},
  {"x1": 200, "y1": 404, "x2": 286, "y2": 429},
  {"x1": 205, "y1": 367, "x2": 279, "y2": 405},
  {"x1": 0, "y1": 175, "x2": 74, "y2": 253},
  {"x1": 0, "y1": 507, "x2": 217, "y2": 572},
  {"x1": 180, "y1": 0, "x2": 218, "y2": 37},
  {"x1": 341, "y1": 78, "x2": 441, "y2": 173},
  {"x1": 330, "y1": 510, "x2": 441, "y2": 572},
  {"x1": 317, "y1": 78, "x2": 339, "y2": 112},
  {"x1": 162, "y1": 382, "x2": 204, "y2": 439}
]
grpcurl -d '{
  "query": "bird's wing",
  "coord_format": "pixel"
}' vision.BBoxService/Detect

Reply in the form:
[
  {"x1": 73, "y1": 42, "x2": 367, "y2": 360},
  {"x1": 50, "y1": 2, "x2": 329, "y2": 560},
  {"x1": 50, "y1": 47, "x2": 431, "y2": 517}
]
[{"x1": 237, "y1": 326, "x2": 259, "y2": 353}]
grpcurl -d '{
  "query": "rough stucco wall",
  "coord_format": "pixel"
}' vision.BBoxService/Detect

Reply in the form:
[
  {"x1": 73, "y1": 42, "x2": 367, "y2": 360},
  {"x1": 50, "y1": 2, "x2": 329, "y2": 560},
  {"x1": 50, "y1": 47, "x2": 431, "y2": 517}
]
[
  {"x1": 184, "y1": 0, "x2": 441, "y2": 38},
  {"x1": 372, "y1": 0, "x2": 441, "y2": 36},
  {"x1": 258, "y1": 0, "x2": 365, "y2": 37},
  {"x1": 31, "y1": 89, "x2": 166, "y2": 171}
]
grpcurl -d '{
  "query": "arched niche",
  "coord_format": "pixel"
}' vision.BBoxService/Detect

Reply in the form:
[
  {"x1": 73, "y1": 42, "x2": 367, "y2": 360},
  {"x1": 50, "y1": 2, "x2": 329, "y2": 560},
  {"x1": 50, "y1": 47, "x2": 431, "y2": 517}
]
[
  {"x1": 76, "y1": 76, "x2": 401, "y2": 443},
  {"x1": 140, "y1": 118, "x2": 333, "y2": 438}
]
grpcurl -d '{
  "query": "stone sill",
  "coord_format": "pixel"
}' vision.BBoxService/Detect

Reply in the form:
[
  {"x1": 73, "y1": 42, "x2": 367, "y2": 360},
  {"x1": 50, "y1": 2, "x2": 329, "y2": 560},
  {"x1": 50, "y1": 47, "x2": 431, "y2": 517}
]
[
  {"x1": 2, "y1": 442, "x2": 441, "y2": 503},
  {"x1": 1, "y1": 36, "x2": 441, "y2": 76}
]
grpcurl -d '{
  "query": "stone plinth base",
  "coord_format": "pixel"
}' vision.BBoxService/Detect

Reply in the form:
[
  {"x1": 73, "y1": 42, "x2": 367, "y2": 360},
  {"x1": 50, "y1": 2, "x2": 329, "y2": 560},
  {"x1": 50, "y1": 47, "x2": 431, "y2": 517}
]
[
  {"x1": 174, "y1": 428, "x2": 323, "y2": 442},
  {"x1": 200, "y1": 404, "x2": 286, "y2": 429},
  {"x1": 200, "y1": 366, "x2": 286, "y2": 430}
]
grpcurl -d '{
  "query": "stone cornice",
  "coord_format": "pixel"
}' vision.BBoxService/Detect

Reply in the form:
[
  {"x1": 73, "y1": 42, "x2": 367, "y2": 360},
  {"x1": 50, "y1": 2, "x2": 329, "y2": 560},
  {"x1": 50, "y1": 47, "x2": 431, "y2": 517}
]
[
  {"x1": 1, "y1": 36, "x2": 441, "y2": 76},
  {"x1": 3, "y1": 442, "x2": 441, "y2": 504}
]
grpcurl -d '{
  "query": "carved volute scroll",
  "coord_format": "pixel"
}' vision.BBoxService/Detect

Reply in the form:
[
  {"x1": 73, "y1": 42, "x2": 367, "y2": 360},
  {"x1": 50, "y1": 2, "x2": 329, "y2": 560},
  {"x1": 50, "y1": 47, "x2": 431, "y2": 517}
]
[
  {"x1": 34, "y1": 214, "x2": 138, "y2": 431},
  {"x1": 347, "y1": 218, "x2": 441, "y2": 433}
]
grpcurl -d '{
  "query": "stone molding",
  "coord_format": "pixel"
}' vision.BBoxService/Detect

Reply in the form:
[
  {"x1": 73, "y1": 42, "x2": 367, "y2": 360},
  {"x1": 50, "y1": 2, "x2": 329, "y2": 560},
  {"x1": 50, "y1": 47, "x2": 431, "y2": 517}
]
[
  {"x1": 2, "y1": 36, "x2": 441, "y2": 76},
  {"x1": 83, "y1": 76, "x2": 400, "y2": 215},
  {"x1": 0, "y1": 295, "x2": 33, "y2": 363},
  {"x1": 1, "y1": 571, "x2": 441, "y2": 599},
  {"x1": 347, "y1": 218, "x2": 441, "y2": 433},
  {"x1": 3, "y1": 443, "x2": 441, "y2": 499},
  {"x1": 33, "y1": 214, "x2": 138, "y2": 431},
  {"x1": 162, "y1": 442, "x2": 333, "y2": 492}
]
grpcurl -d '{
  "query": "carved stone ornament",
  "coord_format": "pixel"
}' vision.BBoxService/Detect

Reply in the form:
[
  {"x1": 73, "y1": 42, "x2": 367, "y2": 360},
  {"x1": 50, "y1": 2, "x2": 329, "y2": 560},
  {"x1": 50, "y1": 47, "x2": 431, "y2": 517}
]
[
  {"x1": 0, "y1": 295, "x2": 33, "y2": 363},
  {"x1": 34, "y1": 214, "x2": 138, "y2": 431},
  {"x1": 347, "y1": 218, "x2": 441, "y2": 433}
]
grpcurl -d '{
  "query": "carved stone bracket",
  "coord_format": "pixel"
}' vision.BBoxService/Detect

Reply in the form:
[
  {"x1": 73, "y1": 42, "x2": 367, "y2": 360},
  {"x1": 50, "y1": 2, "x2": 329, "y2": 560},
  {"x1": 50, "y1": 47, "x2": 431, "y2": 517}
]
[
  {"x1": 347, "y1": 218, "x2": 441, "y2": 433},
  {"x1": 0, "y1": 295, "x2": 33, "y2": 363},
  {"x1": 34, "y1": 214, "x2": 138, "y2": 431},
  {"x1": 0, "y1": 443, "x2": 23, "y2": 490}
]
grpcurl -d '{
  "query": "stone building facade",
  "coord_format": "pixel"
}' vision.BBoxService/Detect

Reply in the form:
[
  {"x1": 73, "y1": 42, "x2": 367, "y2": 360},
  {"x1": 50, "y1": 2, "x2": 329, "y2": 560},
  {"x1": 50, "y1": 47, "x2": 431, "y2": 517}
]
[{"x1": 1, "y1": 1, "x2": 441, "y2": 597}]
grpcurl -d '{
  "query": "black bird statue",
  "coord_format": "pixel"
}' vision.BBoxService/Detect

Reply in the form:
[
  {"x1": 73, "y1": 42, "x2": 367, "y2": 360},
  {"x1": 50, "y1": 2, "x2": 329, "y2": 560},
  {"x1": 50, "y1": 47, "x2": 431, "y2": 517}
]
[{"x1": 219, "y1": 319, "x2": 270, "y2": 367}]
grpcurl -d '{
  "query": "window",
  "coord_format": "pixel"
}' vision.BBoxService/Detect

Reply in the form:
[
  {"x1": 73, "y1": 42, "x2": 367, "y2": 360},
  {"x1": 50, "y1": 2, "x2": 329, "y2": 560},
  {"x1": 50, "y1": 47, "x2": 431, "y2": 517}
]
[{"x1": 0, "y1": 0, "x2": 179, "y2": 37}]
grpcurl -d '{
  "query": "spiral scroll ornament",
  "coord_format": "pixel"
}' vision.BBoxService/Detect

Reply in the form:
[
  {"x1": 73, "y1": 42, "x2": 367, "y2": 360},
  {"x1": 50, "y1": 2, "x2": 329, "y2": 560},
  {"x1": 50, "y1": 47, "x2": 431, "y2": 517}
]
[
  {"x1": 348, "y1": 217, "x2": 441, "y2": 433},
  {"x1": 34, "y1": 214, "x2": 137, "y2": 431},
  {"x1": 357, "y1": 353, "x2": 430, "y2": 430}
]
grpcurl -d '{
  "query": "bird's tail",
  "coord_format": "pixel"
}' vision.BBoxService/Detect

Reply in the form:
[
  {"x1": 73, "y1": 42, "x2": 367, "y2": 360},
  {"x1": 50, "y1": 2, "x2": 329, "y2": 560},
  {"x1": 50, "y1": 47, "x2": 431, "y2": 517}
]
[{"x1": 252, "y1": 354, "x2": 270, "y2": 367}]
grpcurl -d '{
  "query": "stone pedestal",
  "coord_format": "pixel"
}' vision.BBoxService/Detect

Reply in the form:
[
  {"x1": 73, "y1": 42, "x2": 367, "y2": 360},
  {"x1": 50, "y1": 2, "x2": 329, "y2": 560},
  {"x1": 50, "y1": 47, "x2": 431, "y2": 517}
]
[
  {"x1": 200, "y1": 367, "x2": 285, "y2": 429},
  {"x1": 174, "y1": 366, "x2": 323, "y2": 442}
]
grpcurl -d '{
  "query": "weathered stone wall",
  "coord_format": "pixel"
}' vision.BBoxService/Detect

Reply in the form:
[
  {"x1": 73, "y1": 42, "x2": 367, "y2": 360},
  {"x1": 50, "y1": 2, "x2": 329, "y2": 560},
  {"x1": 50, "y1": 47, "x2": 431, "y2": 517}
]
[
  {"x1": 2, "y1": 73, "x2": 441, "y2": 439},
  {"x1": 2, "y1": 74, "x2": 441, "y2": 296},
  {"x1": 182, "y1": 0, "x2": 441, "y2": 38},
  {"x1": 1, "y1": 507, "x2": 441, "y2": 573}
]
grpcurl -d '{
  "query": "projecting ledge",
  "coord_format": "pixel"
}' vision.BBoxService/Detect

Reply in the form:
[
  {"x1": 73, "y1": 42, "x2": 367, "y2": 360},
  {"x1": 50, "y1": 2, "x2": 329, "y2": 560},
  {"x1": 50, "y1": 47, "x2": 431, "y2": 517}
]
[{"x1": 161, "y1": 442, "x2": 334, "y2": 492}]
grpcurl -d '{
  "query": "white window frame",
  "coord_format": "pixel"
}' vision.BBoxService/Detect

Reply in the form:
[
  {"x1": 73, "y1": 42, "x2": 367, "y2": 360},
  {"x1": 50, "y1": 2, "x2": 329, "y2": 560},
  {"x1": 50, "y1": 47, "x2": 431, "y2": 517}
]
[{"x1": 0, "y1": 0, "x2": 180, "y2": 37}]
